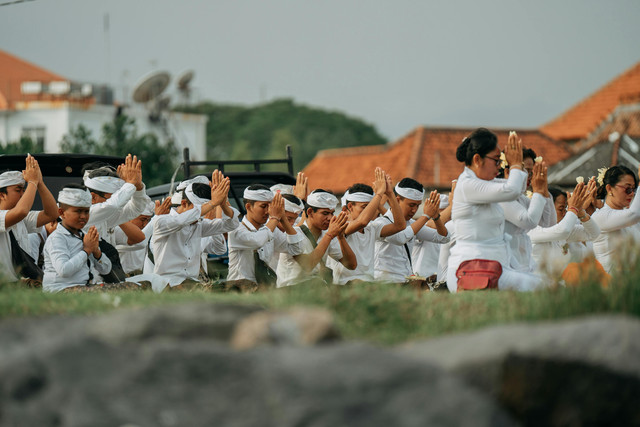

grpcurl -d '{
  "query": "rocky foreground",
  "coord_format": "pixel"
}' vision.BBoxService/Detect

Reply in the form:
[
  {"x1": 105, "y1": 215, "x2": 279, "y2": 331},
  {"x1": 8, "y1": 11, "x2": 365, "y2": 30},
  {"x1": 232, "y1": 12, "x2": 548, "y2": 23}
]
[{"x1": 1, "y1": 304, "x2": 638, "y2": 427}]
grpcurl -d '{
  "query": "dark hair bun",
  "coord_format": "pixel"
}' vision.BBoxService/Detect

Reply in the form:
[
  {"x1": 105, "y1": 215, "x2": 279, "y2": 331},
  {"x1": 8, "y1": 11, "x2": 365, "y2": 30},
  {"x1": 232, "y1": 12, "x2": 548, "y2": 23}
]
[{"x1": 456, "y1": 138, "x2": 471, "y2": 163}]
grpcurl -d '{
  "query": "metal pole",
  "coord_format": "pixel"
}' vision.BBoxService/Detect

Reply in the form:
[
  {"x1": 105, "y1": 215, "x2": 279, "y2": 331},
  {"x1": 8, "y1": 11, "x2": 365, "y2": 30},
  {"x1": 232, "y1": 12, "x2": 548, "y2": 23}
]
[{"x1": 183, "y1": 148, "x2": 190, "y2": 178}]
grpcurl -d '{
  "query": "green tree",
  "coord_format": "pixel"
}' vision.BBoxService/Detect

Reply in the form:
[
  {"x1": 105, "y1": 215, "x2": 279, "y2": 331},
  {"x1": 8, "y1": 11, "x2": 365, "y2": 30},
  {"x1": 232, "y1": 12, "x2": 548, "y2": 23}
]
[{"x1": 0, "y1": 136, "x2": 44, "y2": 154}]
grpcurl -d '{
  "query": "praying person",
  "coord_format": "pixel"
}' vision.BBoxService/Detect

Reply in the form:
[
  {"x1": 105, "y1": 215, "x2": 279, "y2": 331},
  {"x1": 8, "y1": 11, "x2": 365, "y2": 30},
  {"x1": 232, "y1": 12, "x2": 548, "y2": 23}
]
[
  {"x1": 42, "y1": 185, "x2": 111, "y2": 293},
  {"x1": 0, "y1": 155, "x2": 58, "y2": 282}
]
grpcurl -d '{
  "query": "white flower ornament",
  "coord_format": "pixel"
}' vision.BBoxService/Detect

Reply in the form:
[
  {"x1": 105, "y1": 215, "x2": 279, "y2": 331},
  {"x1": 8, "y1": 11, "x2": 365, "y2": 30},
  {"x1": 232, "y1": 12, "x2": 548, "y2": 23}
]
[
  {"x1": 499, "y1": 152, "x2": 508, "y2": 169},
  {"x1": 576, "y1": 176, "x2": 584, "y2": 184},
  {"x1": 597, "y1": 167, "x2": 608, "y2": 186},
  {"x1": 534, "y1": 156, "x2": 543, "y2": 164}
]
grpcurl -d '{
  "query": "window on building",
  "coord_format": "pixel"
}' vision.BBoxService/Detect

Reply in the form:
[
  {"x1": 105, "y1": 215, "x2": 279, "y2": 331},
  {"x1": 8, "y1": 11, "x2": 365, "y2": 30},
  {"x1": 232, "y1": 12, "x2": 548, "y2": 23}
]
[{"x1": 20, "y1": 127, "x2": 46, "y2": 151}]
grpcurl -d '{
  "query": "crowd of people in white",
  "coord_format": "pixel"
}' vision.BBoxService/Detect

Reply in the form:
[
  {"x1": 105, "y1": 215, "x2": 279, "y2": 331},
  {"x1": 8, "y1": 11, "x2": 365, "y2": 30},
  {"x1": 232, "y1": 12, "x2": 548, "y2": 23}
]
[{"x1": 1, "y1": 128, "x2": 639, "y2": 293}]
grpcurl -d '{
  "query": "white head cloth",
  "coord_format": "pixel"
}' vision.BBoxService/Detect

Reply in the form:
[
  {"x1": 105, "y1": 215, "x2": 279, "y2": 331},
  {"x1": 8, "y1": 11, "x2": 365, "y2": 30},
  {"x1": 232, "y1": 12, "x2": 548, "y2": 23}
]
[
  {"x1": 58, "y1": 188, "x2": 92, "y2": 208},
  {"x1": 141, "y1": 201, "x2": 155, "y2": 216},
  {"x1": 270, "y1": 184, "x2": 294, "y2": 195},
  {"x1": 84, "y1": 174, "x2": 125, "y2": 194},
  {"x1": 284, "y1": 198, "x2": 304, "y2": 214},
  {"x1": 307, "y1": 191, "x2": 338, "y2": 209},
  {"x1": 185, "y1": 183, "x2": 210, "y2": 206},
  {"x1": 176, "y1": 175, "x2": 210, "y2": 192},
  {"x1": 439, "y1": 194, "x2": 449, "y2": 209},
  {"x1": 170, "y1": 191, "x2": 183, "y2": 205},
  {"x1": 0, "y1": 171, "x2": 25, "y2": 188},
  {"x1": 395, "y1": 184, "x2": 424, "y2": 201},
  {"x1": 346, "y1": 192, "x2": 374, "y2": 203},
  {"x1": 243, "y1": 188, "x2": 274, "y2": 201},
  {"x1": 341, "y1": 190, "x2": 350, "y2": 208}
]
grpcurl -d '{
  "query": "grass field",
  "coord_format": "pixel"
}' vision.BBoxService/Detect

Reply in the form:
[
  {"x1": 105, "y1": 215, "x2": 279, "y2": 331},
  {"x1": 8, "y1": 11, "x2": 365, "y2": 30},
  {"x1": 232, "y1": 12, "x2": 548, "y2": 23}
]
[{"x1": 2, "y1": 258, "x2": 639, "y2": 345}]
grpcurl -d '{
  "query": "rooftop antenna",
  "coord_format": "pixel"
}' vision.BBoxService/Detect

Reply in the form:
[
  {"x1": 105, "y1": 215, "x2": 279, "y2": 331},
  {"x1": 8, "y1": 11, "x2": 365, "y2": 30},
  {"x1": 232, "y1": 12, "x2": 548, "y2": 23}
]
[{"x1": 176, "y1": 70, "x2": 195, "y2": 105}]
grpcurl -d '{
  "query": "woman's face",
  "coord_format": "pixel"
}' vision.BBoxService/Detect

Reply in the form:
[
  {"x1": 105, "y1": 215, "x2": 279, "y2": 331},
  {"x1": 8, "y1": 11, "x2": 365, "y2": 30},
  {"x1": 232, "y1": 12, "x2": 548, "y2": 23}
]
[
  {"x1": 473, "y1": 146, "x2": 502, "y2": 181},
  {"x1": 554, "y1": 194, "x2": 567, "y2": 221},
  {"x1": 607, "y1": 174, "x2": 636, "y2": 209}
]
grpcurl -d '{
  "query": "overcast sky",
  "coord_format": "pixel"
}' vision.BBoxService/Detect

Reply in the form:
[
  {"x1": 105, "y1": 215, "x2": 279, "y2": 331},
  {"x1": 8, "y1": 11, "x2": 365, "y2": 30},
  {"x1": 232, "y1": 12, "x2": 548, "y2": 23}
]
[{"x1": 1, "y1": 0, "x2": 639, "y2": 141}]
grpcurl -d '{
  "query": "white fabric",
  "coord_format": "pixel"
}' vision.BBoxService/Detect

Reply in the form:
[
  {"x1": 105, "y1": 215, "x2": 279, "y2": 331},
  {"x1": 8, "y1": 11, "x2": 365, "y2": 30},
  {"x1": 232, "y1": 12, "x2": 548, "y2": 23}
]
[
  {"x1": 176, "y1": 175, "x2": 210, "y2": 191},
  {"x1": 447, "y1": 167, "x2": 544, "y2": 292},
  {"x1": 270, "y1": 184, "x2": 294, "y2": 194},
  {"x1": 243, "y1": 188, "x2": 274, "y2": 201},
  {"x1": 42, "y1": 226, "x2": 112, "y2": 292},
  {"x1": 200, "y1": 234, "x2": 227, "y2": 275},
  {"x1": 184, "y1": 183, "x2": 210, "y2": 206},
  {"x1": 501, "y1": 192, "x2": 547, "y2": 272},
  {"x1": 141, "y1": 201, "x2": 155, "y2": 216},
  {"x1": 284, "y1": 198, "x2": 304, "y2": 214},
  {"x1": 0, "y1": 210, "x2": 39, "y2": 281},
  {"x1": 529, "y1": 213, "x2": 600, "y2": 278},
  {"x1": 84, "y1": 176, "x2": 125, "y2": 194},
  {"x1": 276, "y1": 221, "x2": 343, "y2": 287},
  {"x1": 171, "y1": 192, "x2": 183, "y2": 205},
  {"x1": 412, "y1": 239, "x2": 442, "y2": 277},
  {"x1": 341, "y1": 191, "x2": 350, "y2": 208},
  {"x1": 439, "y1": 194, "x2": 449, "y2": 209},
  {"x1": 307, "y1": 191, "x2": 338, "y2": 209},
  {"x1": 346, "y1": 192, "x2": 374, "y2": 203},
  {"x1": 373, "y1": 210, "x2": 449, "y2": 283},
  {"x1": 333, "y1": 221, "x2": 384, "y2": 285},
  {"x1": 114, "y1": 217, "x2": 157, "y2": 274},
  {"x1": 143, "y1": 206, "x2": 239, "y2": 292},
  {"x1": 0, "y1": 171, "x2": 25, "y2": 188},
  {"x1": 58, "y1": 188, "x2": 92, "y2": 207},
  {"x1": 227, "y1": 217, "x2": 304, "y2": 282},
  {"x1": 591, "y1": 191, "x2": 640, "y2": 274},
  {"x1": 395, "y1": 184, "x2": 424, "y2": 202}
]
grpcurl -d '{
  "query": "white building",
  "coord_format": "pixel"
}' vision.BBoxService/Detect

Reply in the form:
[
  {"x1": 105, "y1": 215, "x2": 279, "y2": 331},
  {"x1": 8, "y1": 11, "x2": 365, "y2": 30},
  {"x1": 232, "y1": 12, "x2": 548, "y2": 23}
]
[{"x1": 0, "y1": 49, "x2": 207, "y2": 160}]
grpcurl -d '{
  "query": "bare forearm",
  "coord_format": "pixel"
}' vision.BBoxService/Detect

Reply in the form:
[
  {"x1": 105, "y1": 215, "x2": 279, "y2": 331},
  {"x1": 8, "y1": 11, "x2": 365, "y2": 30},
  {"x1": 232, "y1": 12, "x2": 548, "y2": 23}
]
[{"x1": 337, "y1": 236, "x2": 357, "y2": 270}]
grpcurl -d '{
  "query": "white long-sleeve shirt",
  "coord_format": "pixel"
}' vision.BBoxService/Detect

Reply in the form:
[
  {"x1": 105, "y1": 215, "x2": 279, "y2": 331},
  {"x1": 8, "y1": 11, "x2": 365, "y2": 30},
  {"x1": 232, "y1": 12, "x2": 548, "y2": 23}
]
[
  {"x1": 200, "y1": 234, "x2": 227, "y2": 274},
  {"x1": 373, "y1": 210, "x2": 449, "y2": 283},
  {"x1": 501, "y1": 192, "x2": 547, "y2": 272},
  {"x1": 42, "y1": 226, "x2": 112, "y2": 293},
  {"x1": 448, "y1": 167, "x2": 543, "y2": 292},
  {"x1": 151, "y1": 206, "x2": 239, "y2": 286},
  {"x1": 529, "y1": 212, "x2": 600, "y2": 277},
  {"x1": 114, "y1": 218, "x2": 156, "y2": 274},
  {"x1": 228, "y1": 217, "x2": 304, "y2": 283},
  {"x1": 332, "y1": 221, "x2": 385, "y2": 285},
  {"x1": 591, "y1": 191, "x2": 640, "y2": 274},
  {"x1": 0, "y1": 210, "x2": 39, "y2": 281}
]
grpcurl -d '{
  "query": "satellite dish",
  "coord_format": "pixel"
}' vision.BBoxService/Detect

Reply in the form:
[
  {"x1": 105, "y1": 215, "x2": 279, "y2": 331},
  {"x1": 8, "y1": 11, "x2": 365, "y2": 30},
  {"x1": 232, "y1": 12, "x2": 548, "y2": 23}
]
[
  {"x1": 132, "y1": 71, "x2": 171, "y2": 103},
  {"x1": 157, "y1": 94, "x2": 171, "y2": 111},
  {"x1": 176, "y1": 70, "x2": 195, "y2": 91}
]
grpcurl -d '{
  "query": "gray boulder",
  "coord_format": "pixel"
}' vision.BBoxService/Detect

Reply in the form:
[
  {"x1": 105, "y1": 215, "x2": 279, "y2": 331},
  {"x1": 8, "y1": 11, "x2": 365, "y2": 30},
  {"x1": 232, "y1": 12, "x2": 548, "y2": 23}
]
[{"x1": 399, "y1": 314, "x2": 640, "y2": 426}]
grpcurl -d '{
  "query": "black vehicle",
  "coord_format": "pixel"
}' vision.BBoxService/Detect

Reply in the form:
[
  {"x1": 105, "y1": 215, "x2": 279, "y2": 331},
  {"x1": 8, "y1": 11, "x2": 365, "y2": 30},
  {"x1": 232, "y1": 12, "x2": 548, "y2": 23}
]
[
  {"x1": 0, "y1": 153, "x2": 125, "y2": 209},
  {"x1": 146, "y1": 147, "x2": 297, "y2": 215}
]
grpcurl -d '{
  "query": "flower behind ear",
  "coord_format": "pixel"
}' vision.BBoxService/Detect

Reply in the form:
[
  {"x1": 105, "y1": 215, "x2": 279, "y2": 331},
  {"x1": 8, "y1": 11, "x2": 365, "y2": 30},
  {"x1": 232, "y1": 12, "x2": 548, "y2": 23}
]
[{"x1": 596, "y1": 167, "x2": 608, "y2": 186}]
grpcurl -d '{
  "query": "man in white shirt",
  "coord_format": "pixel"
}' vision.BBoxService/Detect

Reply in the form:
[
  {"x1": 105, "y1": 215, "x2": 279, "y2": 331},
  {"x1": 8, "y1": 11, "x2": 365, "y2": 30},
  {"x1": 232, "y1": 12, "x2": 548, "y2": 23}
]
[
  {"x1": 412, "y1": 193, "x2": 453, "y2": 278},
  {"x1": 147, "y1": 174, "x2": 239, "y2": 292},
  {"x1": 114, "y1": 201, "x2": 155, "y2": 275},
  {"x1": 333, "y1": 168, "x2": 407, "y2": 285},
  {"x1": 227, "y1": 185, "x2": 304, "y2": 291},
  {"x1": 0, "y1": 155, "x2": 58, "y2": 282},
  {"x1": 276, "y1": 190, "x2": 357, "y2": 287},
  {"x1": 374, "y1": 178, "x2": 449, "y2": 283}
]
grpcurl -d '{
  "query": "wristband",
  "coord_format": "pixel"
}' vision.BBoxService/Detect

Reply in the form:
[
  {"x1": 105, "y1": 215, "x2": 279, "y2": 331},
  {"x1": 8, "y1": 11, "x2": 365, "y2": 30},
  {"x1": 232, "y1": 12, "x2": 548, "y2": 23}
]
[
  {"x1": 567, "y1": 207, "x2": 579, "y2": 215},
  {"x1": 422, "y1": 213, "x2": 432, "y2": 220},
  {"x1": 269, "y1": 216, "x2": 280, "y2": 221},
  {"x1": 28, "y1": 181, "x2": 38, "y2": 186},
  {"x1": 433, "y1": 214, "x2": 441, "y2": 221}
]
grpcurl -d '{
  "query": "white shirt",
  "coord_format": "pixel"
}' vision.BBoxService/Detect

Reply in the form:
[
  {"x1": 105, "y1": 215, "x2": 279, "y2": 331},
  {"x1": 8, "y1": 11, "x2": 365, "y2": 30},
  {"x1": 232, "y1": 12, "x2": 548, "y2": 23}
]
[
  {"x1": 151, "y1": 206, "x2": 239, "y2": 287},
  {"x1": 0, "y1": 210, "x2": 39, "y2": 281},
  {"x1": 333, "y1": 221, "x2": 385, "y2": 285},
  {"x1": 591, "y1": 192, "x2": 640, "y2": 274},
  {"x1": 228, "y1": 217, "x2": 304, "y2": 283},
  {"x1": 200, "y1": 234, "x2": 227, "y2": 274},
  {"x1": 114, "y1": 218, "x2": 156, "y2": 274},
  {"x1": 276, "y1": 222, "x2": 343, "y2": 287},
  {"x1": 373, "y1": 210, "x2": 449, "y2": 283},
  {"x1": 42, "y1": 225, "x2": 112, "y2": 293},
  {"x1": 85, "y1": 183, "x2": 152, "y2": 246},
  {"x1": 529, "y1": 212, "x2": 600, "y2": 278},
  {"x1": 501, "y1": 192, "x2": 547, "y2": 272}
]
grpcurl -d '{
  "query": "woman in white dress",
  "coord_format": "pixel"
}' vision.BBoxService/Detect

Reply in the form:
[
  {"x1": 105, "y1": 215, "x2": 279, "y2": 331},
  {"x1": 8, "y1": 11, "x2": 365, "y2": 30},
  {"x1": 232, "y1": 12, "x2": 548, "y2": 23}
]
[
  {"x1": 591, "y1": 165, "x2": 640, "y2": 274},
  {"x1": 529, "y1": 180, "x2": 600, "y2": 279},
  {"x1": 448, "y1": 128, "x2": 544, "y2": 292}
]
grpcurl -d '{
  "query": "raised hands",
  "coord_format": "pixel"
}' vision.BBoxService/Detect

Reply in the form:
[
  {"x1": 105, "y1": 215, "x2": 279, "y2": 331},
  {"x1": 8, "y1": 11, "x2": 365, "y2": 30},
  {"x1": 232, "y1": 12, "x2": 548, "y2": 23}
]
[
  {"x1": 293, "y1": 172, "x2": 309, "y2": 201},
  {"x1": 582, "y1": 177, "x2": 598, "y2": 211},
  {"x1": 505, "y1": 131, "x2": 524, "y2": 169},
  {"x1": 423, "y1": 190, "x2": 441, "y2": 218},
  {"x1": 210, "y1": 174, "x2": 230, "y2": 207},
  {"x1": 372, "y1": 167, "x2": 386, "y2": 196},
  {"x1": 22, "y1": 154, "x2": 41, "y2": 185},
  {"x1": 531, "y1": 162, "x2": 548, "y2": 195},
  {"x1": 567, "y1": 182, "x2": 588, "y2": 214},
  {"x1": 155, "y1": 197, "x2": 172, "y2": 216},
  {"x1": 82, "y1": 226, "x2": 101, "y2": 257},
  {"x1": 268, "y1": 192, "x2": 285, "y2": 220},
  {"x1": 118, "y1": 154, "x2": 143, "y2": 190},
  {"x1": 326, "y1": 211, "x2": 349, "y2": 239}
]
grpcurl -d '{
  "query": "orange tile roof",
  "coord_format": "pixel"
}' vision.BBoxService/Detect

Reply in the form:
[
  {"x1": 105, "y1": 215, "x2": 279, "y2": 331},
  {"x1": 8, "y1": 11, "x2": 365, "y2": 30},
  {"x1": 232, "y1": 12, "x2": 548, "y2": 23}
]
[
  {"x1": 302, "y1": 127, "x2": 572, "y2": 194},
  {"x1": 0, "y1": 49, "x2": 68, "y2": 110},
  {"x1": 541, "y1": 61, "x2": 640, "y2": 141}
]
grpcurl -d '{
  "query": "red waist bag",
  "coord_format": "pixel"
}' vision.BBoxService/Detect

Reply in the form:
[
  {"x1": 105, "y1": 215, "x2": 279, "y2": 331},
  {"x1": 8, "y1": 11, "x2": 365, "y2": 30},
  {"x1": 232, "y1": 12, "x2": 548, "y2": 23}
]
[{"x1": 456, "y1": 259, "x2": 502, "y2": 291}]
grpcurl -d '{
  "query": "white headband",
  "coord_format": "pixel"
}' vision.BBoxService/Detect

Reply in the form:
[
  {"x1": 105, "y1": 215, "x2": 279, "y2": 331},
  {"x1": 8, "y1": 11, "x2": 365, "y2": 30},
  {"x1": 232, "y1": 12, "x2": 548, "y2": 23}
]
[
  {"x1": 170, "y1": 191, "x2": 183, "y2": 205},
  {"x1": 439, "y1": 194, "x2": 449, "y2": 209},
  {"x1": 284, "y1": 198, "x2": 304, "y2": 214},
  {"x1": 141, "y1": 201, "x2": 155, "y2": 216},
  {"x1": 395, "y1": 184, "x2": 424, "y2": 201},
  {"x1": 346, "y1": 192, "x2": 374, "y2": 203},
  {"x1": 270, "y1": 184, "x2": 294, "y2": 195},
  {"x1": 185, "y1": 183, "x2": 210, "y2": 206},
  {"x1": 84, "y1": 176, "x2": 125, "y2": 194},
  {"x1": 58, "y1": 188, "x2": 92, "y2": 207},
  {"x1": 0, "y1": 171, "x2": 25, "y2": 188},
  {"x1": 243, "y1": 188, "x2": 274, "y2": 201},
  {"x1": 341, "y1": 191, "x2": 350, "y2": 208},
  {"x1": 307, "y1": 191, "x2": 338, "y2": 209},
  {"x1": 176, "y1": 175, "x2": 210, "y2": 191}
]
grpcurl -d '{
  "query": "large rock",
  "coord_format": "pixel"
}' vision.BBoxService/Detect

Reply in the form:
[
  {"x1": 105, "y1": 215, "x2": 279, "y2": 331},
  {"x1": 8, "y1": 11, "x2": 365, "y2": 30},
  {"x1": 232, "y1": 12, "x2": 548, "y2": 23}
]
[
  {"x1": 0, "y1": 304, "x2": 516, "y2": 427},
  {"x1": 399, "y1": 315, "x2": 640, "y2": 426}
]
